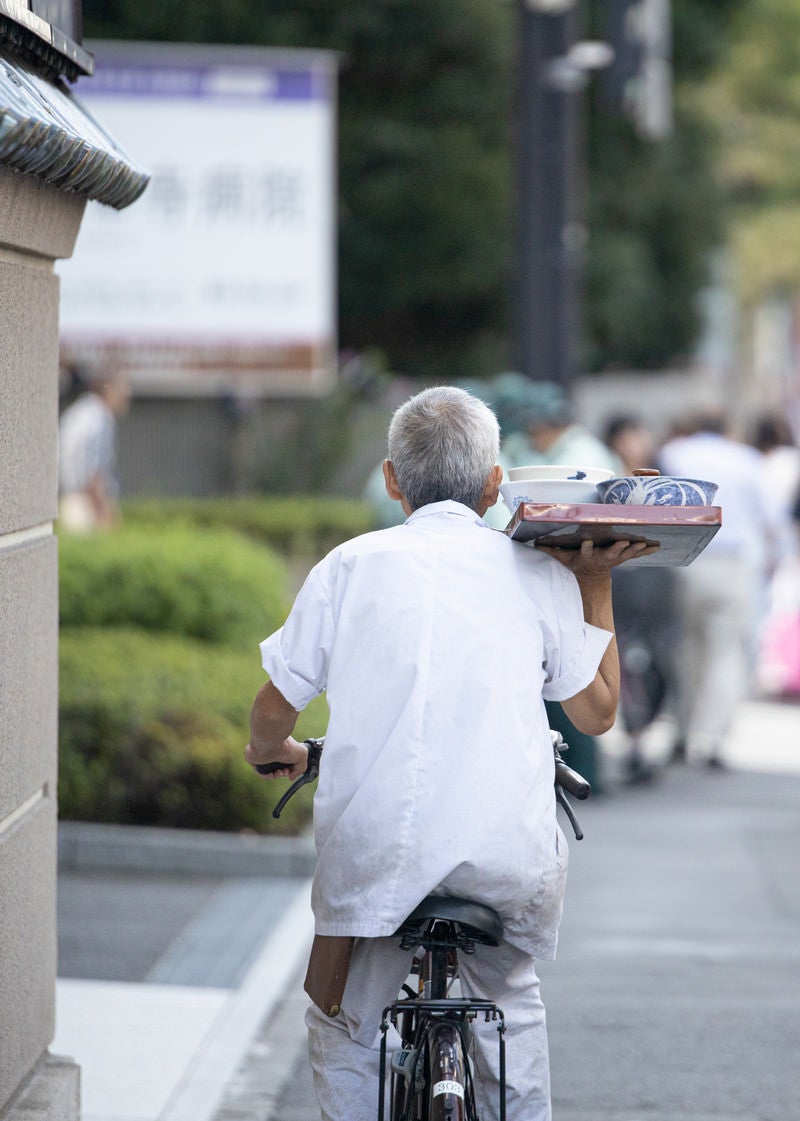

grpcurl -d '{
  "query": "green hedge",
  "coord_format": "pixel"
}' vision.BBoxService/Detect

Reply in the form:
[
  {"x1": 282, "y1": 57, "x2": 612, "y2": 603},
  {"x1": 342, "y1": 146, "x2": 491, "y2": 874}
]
[
  {"x1": 59, "y1": 524, "x2": 290, "y2": 646},
  {"x1": 121, "y1": 495, "x2": 377, "y2": 558},
  {"x1": 58, "y1": 519, "x2": 331, "y2": 834},
  {"x1": 59, "y1": 627, "x2": 328, "y2": 834}
]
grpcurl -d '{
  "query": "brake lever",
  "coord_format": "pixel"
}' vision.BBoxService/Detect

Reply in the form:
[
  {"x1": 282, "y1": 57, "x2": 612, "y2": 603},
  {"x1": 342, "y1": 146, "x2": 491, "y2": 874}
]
[
  {"x1": 555, "y1": 785, "x2": 584, "y2": 841},
  {"x1": 264, "y1": 738, "x2": 324, "y2": 820},
  {"x1": 552, "y1": 730, "x2": 590, "y2": 841}
]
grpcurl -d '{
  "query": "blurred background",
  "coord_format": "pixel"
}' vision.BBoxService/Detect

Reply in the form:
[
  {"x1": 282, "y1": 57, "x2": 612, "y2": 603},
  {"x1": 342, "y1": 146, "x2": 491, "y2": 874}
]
[
  {"x1": 54, "y1": 0, "x2": 800, "y2": 836},
  {"x1": 59, "y1": 0, "x2": 800, "y2": 498},
  {"x1": 44, "y1": 8, "x2": 800, "y2": 1118}
]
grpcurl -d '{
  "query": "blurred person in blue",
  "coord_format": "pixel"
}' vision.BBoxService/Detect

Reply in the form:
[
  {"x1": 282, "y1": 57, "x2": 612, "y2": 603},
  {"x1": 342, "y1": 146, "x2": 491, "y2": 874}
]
[
  {"x1": 659, "y1": 407, "x2": 781, "y2": 768},
  {"x1": 58, "y1": 368, "x2": 130, "y2": 532}
]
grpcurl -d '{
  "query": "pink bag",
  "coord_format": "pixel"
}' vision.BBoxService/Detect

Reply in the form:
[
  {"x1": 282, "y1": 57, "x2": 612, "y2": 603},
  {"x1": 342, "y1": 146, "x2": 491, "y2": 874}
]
[{"x1": 759, "y1": 612, "x2": 800, "y2": 696}]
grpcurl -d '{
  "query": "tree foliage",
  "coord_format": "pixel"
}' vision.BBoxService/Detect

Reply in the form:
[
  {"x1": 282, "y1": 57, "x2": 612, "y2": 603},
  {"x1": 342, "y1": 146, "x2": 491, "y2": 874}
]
[
  {"x1": 82, "y1": 0, "x2": 745, "y2": 375},
  {"x1": 696, "y1": 0, "x2": 800, "y2": 302},
  {"x1": 582, "y1": 0, "x2": 749, "y2": 370}
]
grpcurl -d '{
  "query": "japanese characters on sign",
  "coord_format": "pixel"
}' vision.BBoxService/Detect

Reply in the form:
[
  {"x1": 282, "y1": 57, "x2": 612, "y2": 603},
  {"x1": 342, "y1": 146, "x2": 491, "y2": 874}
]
[{"x1": 58, "y1": 44, "x2": 338, "y2": 395}]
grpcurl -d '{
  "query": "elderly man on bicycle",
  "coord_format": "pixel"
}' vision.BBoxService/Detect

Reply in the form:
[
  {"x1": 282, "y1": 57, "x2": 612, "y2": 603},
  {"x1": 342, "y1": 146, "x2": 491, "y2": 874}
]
[{"x1": 246, "y1": 385, "x2": 652, "y2": 1121}]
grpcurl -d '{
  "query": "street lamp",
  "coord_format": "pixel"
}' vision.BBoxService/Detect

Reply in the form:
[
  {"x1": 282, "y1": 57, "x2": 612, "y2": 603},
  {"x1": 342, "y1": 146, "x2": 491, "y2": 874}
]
[{"x1": 514, "y1": 0, "x2": 610, "y2": 390}]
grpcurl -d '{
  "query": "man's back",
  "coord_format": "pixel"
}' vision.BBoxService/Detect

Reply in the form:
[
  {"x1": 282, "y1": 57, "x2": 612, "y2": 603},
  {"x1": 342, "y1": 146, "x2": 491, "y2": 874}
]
[{"x1": 261, "y1": 500, "x2": 610, "y2": 956}]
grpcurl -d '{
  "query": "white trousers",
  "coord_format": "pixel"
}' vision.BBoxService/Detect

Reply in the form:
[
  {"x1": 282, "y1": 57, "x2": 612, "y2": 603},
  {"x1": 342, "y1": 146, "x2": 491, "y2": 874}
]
[
  {"x1": 673, "y1": 554, "x2": 759, "y2": 760},
  {"x1": 306, "y1": 934, "x2": 552, "y2": 1121}
]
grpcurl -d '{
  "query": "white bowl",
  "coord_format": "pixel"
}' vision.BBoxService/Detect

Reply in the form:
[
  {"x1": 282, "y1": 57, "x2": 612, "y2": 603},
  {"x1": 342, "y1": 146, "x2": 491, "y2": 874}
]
[
  {"x1": 500, "y1": 478, "x2": 603, "y2": 512},
  {"x1": 507, "y1": 464, "x2": 615, "y2": 484}
]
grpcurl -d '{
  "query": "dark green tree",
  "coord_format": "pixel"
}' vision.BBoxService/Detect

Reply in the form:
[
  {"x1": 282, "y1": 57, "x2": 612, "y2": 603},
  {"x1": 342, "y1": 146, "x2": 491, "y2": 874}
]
[
  {"x1": 83, "y1": 0, "x2": 745, "y2": 376},
  {"x1": 582, "y1": 0, "x2": 746, "y2": 371}
]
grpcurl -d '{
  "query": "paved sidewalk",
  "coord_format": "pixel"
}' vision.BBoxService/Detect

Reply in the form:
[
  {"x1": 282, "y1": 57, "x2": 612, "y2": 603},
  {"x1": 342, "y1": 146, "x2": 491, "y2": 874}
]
[
  {"x1": 54, "y1": 829, "x2": 316, "y2": 1121},
  {"x1": 53, "y1": 698, "x2": 800, "y2": 1121}
]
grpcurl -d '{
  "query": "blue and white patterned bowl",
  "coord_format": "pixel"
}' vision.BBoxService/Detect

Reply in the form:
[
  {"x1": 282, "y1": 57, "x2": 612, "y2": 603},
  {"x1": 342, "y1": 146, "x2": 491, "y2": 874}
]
[{"x1": 595, "y1": 476, "x2": 718, "y2": 507}]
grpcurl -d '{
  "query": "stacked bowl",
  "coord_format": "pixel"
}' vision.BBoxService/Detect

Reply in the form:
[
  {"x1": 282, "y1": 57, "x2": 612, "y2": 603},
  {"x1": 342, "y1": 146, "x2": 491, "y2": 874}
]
[
  {"x1": 500, "y1": 467, "x2": 719, "y2": 514},
  {"x1": 500, "y1": 466, "x2": 615, "y2": 513}
]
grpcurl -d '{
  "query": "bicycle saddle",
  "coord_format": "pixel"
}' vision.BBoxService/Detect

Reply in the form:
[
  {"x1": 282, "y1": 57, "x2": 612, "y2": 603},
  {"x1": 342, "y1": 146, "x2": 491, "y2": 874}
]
[{"x1": 396, "y1": 895, "x2": 503, "y2": 947}]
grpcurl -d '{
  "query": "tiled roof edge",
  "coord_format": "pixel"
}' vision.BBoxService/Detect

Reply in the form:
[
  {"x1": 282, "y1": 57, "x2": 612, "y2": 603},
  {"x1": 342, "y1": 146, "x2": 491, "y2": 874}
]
[{"x1": 0, "y1": 51, "x2": 149, "y2": 209}]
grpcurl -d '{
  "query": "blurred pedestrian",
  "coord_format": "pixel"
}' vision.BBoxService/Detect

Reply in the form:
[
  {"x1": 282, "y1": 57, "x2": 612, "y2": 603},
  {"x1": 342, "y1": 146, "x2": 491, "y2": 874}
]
[
  {"x1": 659, "y1": 408, "x2": 781, "y2": 768},
  {"x1": 602, "y1": 415, "x2": 682, "y2": 781},
  {"x1": 603, "y1": 414, "x2": 660, "y2": 477},
  {"x1": 750, "y1": 411, "x2": 800, "y2": 698},
  {"x1": 501, "y1": 379, "x2": 622, "y2": 474},
  {"x1": 59, "y1": 361, "x2": 91, "y2": 410},
  {"x1": 750, "y1": 412, "x2": 800, "y2": 562},
  {"x1": 58, "y1": 368, "x2": 130, "y2": 532},
  {"x1": 499, "y1": 380, "x2": 621, "y2": 789}
]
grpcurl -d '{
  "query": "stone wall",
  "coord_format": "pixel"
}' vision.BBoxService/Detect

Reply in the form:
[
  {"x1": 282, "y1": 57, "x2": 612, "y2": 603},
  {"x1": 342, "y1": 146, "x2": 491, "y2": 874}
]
[{"x1": 0, "y1": 163, "x2": 84, "y2": 1121}]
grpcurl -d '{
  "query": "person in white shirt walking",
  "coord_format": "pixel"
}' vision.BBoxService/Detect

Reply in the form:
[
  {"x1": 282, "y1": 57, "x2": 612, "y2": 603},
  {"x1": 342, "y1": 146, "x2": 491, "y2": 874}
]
[
  {"x1": 245, "y1": 385, "x2": 653, "y2": 1121},
  {"x1": 58, "y1": 369, "x2": 130, "y2": 532},
  {"x1": 660, "y1": 408, "x2": 780, "y2": 767}
]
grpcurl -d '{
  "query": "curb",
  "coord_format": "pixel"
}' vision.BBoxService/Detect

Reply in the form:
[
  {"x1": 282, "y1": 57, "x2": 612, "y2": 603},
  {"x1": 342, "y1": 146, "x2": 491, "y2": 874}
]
[
  {"x1": 162, "y1": 884, "x2": 315, "y2": 1121},
  {"x1": 58, "y1": 820, "x2": 317, "y2": 878}
]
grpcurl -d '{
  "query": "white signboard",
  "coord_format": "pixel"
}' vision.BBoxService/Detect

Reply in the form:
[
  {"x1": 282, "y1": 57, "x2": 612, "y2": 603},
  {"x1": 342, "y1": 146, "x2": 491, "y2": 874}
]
[{"x1": 58, "y1": 43, "x2": 337, "y2": 394}]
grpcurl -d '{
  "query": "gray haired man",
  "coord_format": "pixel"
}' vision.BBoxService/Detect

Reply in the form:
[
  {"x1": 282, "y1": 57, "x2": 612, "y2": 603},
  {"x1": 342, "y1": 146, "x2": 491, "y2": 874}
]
[{"x1": 246, "y1": 385, "x2": 652, "y2": 1121}]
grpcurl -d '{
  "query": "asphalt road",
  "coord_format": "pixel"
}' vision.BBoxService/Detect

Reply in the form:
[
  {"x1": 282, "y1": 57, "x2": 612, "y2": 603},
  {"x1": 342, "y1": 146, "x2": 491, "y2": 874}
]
[{"x1": 543, "y1": 764, "x2": 800, "y2": 1121}]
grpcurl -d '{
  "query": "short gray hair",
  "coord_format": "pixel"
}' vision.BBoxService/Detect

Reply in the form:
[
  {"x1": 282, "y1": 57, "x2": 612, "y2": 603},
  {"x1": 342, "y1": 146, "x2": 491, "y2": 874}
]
[{"x1": 387, "y1": 386, "x2": 500, "y2": 511}]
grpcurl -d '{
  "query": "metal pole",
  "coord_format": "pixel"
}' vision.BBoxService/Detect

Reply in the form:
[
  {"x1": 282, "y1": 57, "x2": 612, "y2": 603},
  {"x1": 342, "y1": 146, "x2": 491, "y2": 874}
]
[{"x1": 514, "y1": 1, "x2": 582, "y2": 390}]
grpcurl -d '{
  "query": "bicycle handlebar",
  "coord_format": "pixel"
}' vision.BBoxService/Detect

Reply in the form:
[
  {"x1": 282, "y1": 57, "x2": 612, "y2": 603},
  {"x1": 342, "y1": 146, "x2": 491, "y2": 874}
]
[
  {"x1": 258, "y1": 738, "x2": 325, "y2": 819},
  {"x1": 257, "y1": 732, "x2": 590, "y2": 835},
  {"x1": 551, "y1": 730, "x2": 590, "y2": 839},
  {"x1": 553, "y1": 747, "x2": 591, "y2": 800}
]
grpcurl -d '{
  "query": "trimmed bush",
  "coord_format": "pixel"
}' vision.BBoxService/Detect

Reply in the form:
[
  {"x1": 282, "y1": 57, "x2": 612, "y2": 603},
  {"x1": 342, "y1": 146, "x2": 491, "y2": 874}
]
[
  {"x1": 121, "y1": 495, "x2": 376, "y2": 558},
  {"x1": 59, "y1": 524, "x2": 290, "y2": 646},
  {"x1": 59, "y1": 627, "x2": 328, "y2": 834}
]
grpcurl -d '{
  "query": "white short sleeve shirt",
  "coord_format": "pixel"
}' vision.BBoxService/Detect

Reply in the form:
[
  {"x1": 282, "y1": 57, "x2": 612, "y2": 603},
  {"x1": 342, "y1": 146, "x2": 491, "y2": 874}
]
[
  {"x1": 261, "y1": 501, "x2": 611, "y2": 958},
  {"x1": 58, "y1": 394, "x2": 117, "y2": 496}
]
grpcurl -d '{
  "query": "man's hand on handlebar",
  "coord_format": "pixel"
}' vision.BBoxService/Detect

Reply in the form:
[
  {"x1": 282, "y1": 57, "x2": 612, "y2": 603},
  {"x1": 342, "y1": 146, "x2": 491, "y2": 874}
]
[{"x1": 245, "y1": 735, "x2": 308, "y2": 780}]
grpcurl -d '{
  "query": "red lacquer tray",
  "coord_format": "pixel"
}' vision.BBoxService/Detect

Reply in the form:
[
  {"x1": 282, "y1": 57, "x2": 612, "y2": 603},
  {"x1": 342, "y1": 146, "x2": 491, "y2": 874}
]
[{"x1": 505, "y1": 503, "x2": 722, "y2": 567}]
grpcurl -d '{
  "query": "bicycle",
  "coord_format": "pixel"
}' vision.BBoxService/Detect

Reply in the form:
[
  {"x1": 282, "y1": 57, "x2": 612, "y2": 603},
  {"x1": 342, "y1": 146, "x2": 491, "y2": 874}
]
[{"x1": 257, "y1": 729, "x2": 590, "y2": 1121}]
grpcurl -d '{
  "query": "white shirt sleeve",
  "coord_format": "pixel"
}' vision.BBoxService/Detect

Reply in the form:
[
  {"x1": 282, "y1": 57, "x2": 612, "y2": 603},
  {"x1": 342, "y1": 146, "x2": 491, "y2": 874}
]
[
  {"x1": 541, "y1": 621, "x2": 612, "y2": 701},
  {"x1": 259, "y1": 565, "x2": 335, "y2": 711},
  {"x1": 540, "y1": 564, "x2": 613, "y2": 701}
]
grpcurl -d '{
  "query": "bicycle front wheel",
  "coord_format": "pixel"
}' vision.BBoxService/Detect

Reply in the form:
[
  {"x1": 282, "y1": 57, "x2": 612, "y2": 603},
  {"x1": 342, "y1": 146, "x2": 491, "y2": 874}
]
[{"x1": 426, "y1": 1021, "x2": 469, "y2": 1121}]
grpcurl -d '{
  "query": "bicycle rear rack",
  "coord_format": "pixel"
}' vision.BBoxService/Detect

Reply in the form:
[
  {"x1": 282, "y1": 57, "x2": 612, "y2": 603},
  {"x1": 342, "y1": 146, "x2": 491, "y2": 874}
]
[{"x1": 378, "y1": 998, "x2": 506, "y2": 1121}]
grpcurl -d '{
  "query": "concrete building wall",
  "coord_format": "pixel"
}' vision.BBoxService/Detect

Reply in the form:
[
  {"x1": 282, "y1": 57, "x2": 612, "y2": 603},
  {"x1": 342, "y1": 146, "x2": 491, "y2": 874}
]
[{"x1": 0, "y1": 166, "x2": 84, "y2": 1120}]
